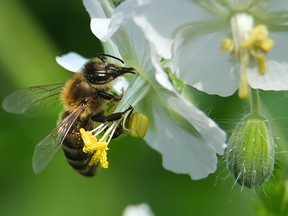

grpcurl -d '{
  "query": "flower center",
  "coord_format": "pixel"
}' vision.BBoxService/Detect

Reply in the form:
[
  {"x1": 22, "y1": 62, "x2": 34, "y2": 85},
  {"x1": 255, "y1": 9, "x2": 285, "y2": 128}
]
[{"x1": 221, "y1": 13, "x2": 274, "y2": 98}]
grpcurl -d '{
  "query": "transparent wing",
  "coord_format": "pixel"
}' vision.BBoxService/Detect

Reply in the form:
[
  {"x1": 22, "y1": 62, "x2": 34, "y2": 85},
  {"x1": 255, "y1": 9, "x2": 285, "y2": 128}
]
[
  {"x1": 32, "y1": 104, "x2": 87, "y2": 174},
  {"x1": 2, "y1": 83, "x2": 64, "y2": 116}
]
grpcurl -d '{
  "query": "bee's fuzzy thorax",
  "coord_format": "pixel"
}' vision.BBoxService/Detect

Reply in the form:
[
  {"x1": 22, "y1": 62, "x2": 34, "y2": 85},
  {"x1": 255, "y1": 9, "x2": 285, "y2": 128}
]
[{"x1": 61, "y1": 73, "x2": 110, "y2": 118}]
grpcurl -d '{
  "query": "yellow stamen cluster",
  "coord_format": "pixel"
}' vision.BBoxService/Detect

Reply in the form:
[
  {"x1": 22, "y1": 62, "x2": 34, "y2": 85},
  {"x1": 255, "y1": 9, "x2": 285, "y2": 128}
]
[
  {"x1": 242, "y1": 25, "x2": 274, "y2": 75},
  {"x1": 78, "y1": 108, "x2": 149, "y2": 170},
  {"x1": 221, "y1": 25, "x2": 274, "y2": 98},
  {"x1": 80, "y1": 128, "x2": 109, "y2": 168}
]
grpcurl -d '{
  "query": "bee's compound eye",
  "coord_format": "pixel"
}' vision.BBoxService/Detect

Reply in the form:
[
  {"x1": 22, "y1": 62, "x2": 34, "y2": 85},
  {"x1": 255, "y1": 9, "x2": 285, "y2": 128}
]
[{"x1": 88, "y1": 73, "x2": 112, "y2": 84}]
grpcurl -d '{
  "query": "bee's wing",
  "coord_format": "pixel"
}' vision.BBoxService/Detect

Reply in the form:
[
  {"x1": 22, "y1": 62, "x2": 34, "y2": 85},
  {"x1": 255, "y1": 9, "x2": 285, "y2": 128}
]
[
  {"x1": 32, "y1": 103, "x2": 87, "y2": 174},
  {"x1": 2, "y1": 83, "x2": 64, "y2": 116}
]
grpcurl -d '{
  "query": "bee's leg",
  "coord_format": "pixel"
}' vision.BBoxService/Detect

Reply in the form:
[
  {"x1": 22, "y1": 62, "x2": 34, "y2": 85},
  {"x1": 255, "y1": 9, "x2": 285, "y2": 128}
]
[
  {"x1": 91, "y1": 112, "x2": 122, "y2": 122},
  {"x1": 91, "y1": 110, "x2": 106, "y2": 122},
  {"x1": 91, "y1": 106, "x2": 133, "y2": 123},
  {"x1": 97, "y1": 90, "x2": 122, "y2": 102}
]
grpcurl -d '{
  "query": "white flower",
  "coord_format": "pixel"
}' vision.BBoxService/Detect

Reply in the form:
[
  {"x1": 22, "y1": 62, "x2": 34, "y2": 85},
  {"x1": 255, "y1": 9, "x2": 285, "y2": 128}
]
[
  {"x1": 116, "y1": 0, "x2": 288, "y2": 98},
  {"x1": 122, "y1": 203, "x2": 154, "y2": 216},
  {"x1": 57, "y1": 0, "x2": 227, "y2": 180}
]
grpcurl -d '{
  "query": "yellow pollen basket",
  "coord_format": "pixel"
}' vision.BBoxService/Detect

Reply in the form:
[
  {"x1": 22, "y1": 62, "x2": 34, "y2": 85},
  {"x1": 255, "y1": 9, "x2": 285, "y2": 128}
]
[
  {"x1": 80, "y1": 128, "x2": 109, "y2": 168},
  {"x1": 127, "y1": 112, "x2": 148, "y2": 138}
]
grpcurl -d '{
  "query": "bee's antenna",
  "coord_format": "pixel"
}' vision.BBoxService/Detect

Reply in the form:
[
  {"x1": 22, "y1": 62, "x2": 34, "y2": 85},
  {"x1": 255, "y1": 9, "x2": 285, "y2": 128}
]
[{"x1": 97, "y1": 53, "x2": 125, "y2": 64}]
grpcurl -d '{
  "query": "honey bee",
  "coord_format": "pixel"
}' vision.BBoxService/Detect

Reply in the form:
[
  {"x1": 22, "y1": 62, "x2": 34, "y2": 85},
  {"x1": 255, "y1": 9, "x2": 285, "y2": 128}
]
[{"x1": 3, "y1": 54, "x2": 135, "y2": 176}]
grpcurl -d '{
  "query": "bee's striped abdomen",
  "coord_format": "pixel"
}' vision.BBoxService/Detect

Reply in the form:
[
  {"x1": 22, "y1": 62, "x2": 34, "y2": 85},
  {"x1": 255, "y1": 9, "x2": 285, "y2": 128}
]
[{"x1": 61, "y1": 113, "x2": 98, "y2": 177}]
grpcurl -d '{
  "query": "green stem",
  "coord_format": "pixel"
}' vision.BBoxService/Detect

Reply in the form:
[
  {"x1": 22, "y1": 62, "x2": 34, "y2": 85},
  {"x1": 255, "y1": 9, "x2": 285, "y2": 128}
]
[{"x1": 251, "y1": 89, "x2": 260, "y2": 116}]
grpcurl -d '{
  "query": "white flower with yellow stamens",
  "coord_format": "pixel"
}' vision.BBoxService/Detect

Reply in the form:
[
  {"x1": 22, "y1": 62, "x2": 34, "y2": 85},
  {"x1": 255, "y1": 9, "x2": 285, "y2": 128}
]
[
  {"x1": 56, "y1": 0, "x2": 227, "y2": 180},
  {"x1": 114, "y1": 0, "x2": 288, "y2": 98}
]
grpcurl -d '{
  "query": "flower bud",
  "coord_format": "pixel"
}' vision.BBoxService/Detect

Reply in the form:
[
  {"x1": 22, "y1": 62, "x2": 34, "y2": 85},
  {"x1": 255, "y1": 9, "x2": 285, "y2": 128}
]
[{"x1": 226, "y1": 114, "x2": 274, "y2": 188}]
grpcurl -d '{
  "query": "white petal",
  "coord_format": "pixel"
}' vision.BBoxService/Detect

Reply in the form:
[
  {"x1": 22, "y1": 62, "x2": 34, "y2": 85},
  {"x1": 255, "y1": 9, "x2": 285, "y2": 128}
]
[
  {"x1": 267, "y1": 0, "x2": 288, "y2": 12},
  {"x1": 150, "y1": 48, "x2": 175, "y2": 91},
  {"x1": 110, "y1": 21, "x2": 154, "y2": 75},
  {"x1": 91, "y1": 18, "x2": 113, "y2": 41},
  {"x1": 268, "y1": 32, "x2": 288, "y2": 63},
  {"x1": 248, "y1": 32, "x2": 288, "y2": 90},
  {"x1": 90, "y1": 0, "x2": 137, "y2": 42},
  {"x1": 139, "y1": 91, "x2": 226, "y2": 180},
  {"x1": 155, "y1": 72, "x2": 175, "y2": 92},
  {"x1": 115, "y1": 76, "x2": 150, "y2": 112},
  {"x1": 113, "y1": 77, "x2": 129, "y2": 95},
  {"x1": 56, "y1": 52, "x2": 89, "y2": 72},
  {"x1": 83, "y1": 0, "x2": 113, "y2": 18},
  {"x1": 122, "y1": 204, "x2": 154, "y2": 216},
  {"x1": 103, "y1": 39, "x2": 122, "y2": 60},
  {"x1": 170, "y1": 30, "x2": 239, "y2": 96},
  {"x1": 84, "y1": 0, "x2": 115, "y2": 41},
  {"x1": 248, "y1": 60, "x2": 288, "y2": 90},
  {"x1": 168, "y1": 95, "x2": 227, "y2": 155},
  {"x1": 133, "y1": 0, "x2": 214, "y2": 59}
]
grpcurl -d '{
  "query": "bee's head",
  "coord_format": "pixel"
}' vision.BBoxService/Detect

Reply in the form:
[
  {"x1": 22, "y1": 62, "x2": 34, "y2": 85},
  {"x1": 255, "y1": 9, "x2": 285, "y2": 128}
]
[{"x1": 83, "y1": 59, "x2": 135, "y2": 85}]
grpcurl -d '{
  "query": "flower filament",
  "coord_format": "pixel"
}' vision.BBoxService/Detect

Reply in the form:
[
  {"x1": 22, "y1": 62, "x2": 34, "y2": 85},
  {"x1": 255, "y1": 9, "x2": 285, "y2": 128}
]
[{"x1": 221, "y1": 14, "x2": 274, "y2": 98}]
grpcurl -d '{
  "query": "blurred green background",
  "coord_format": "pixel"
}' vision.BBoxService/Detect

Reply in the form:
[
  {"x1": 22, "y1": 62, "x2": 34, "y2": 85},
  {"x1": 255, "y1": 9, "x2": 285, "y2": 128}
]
[{"x1": 1, "y1": 0, "x2": 284, "y2": 215}]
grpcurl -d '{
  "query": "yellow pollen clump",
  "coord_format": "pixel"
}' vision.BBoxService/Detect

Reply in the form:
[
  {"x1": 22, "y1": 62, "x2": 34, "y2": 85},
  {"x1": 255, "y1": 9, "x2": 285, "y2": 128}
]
[
  {"x1": 242, "y1": 25, "x2": 274, "y2": 75},
  {"x1": 88, "y1": 143, "x2": 109, "y2": 168},
  {"x1": 260, "y1": 37, "x2": 274, "y2": 52},
  {"x1": 127, "y1": 112, "x2": 148, "y2": 138},
  {"x1": 80, "y1": 128, "x2": 109, "y2": 168},
  {"x1": 221, "y1": 38, "x2": 234, "y2": 52},
  {"x1": 242, "y1": 25, "x2": 269, "y2": 48}
]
